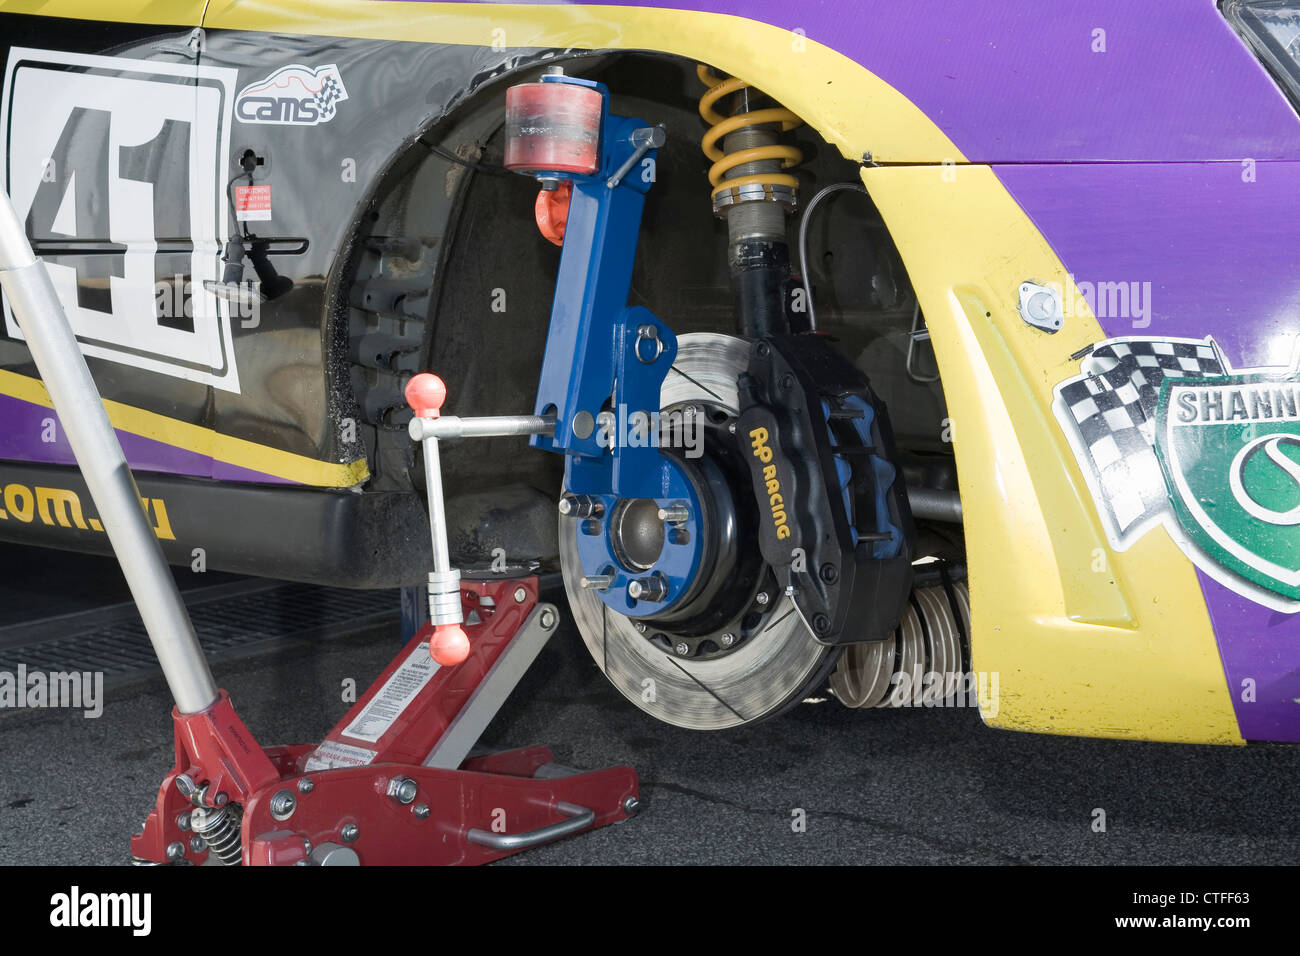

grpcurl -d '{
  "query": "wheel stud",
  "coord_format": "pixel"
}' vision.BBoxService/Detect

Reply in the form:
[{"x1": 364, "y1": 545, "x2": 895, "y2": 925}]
[
  {"x1": 559, "y1": 494, "x2": 604, "y2": 518},
  {"x1": 628, "y1": 576, "x2": 668, "y2": 601},
  {"x1": 657, "y1": 503, "x2": 690, "y2": 526}
]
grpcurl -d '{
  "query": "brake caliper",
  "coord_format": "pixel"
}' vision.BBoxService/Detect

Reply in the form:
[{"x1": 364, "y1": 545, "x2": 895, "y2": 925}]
[{"x1": 736, "y1": 335, "x2": 915, "y2": 644}]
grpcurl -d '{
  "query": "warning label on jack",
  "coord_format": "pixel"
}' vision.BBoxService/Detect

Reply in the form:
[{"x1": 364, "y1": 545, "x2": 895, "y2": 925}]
[
  {"x1": 340, "y1": 642, "x2": 442, "y2": 743},
  {"x1": 303, "y1": 740, "x2": 378, "y2": 772}
]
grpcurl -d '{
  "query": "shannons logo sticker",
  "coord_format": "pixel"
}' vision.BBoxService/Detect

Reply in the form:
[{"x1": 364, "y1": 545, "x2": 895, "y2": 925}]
[
  {"x1": 1054, "y1": 334, "x2": 1300, "y2": 612},
  {"x1": 235, "y1": 64, "x2": 348, "y2": 126}
]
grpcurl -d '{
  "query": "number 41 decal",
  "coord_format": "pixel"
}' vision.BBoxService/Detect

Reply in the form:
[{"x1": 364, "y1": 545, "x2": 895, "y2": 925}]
[{"x1": 0, "y1": 48, "x2": 242, "y2": 392}]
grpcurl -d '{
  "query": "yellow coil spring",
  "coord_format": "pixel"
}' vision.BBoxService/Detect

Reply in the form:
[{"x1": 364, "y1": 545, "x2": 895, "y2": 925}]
[{"x1": 697, "y1": 65, "x2": 803, "y2": 204}]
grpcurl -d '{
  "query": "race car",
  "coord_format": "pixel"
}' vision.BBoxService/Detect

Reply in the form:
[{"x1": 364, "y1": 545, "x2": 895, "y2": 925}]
[{"x1": 0, "y1": 0, "x2": 1296, "y2": 745}]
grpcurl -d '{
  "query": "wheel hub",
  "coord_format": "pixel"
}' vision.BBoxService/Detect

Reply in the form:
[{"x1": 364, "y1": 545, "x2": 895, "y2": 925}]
[{"x1": 609, "y1": 498, "x2": 666, "y2": 572}]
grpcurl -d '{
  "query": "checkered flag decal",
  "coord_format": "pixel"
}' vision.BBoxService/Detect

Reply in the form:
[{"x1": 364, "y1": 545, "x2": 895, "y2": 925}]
[
  {"x1": 314, "y1": 72, "x2": 347, "y2": 119},
  {"x1": 1056, "y1": 338, "x2": 1224, "y2": 538}
]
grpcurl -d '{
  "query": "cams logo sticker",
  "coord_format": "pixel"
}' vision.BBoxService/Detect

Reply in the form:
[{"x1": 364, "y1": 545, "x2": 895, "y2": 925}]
[
  {"x1": 236, "y1": 64, "x2": 348, "y2": 126},
  {"x1": 1054, "y1": 335, "x2": 1300, "y2": 611}
]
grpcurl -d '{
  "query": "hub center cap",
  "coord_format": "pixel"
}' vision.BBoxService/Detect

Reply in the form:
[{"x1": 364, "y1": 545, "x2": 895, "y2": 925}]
[{"x1": 610, "y1": 498, "x2": 667, "y2": 571}]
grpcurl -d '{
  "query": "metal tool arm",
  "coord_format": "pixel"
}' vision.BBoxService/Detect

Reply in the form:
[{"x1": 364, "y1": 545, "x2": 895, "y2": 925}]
[{"x1": 403, "y1": 375, "x2": 557, "y2": 665}]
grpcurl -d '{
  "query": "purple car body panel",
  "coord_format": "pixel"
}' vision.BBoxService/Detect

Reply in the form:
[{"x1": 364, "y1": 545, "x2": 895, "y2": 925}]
[
  {"x1": 0, "y1": 394, "x2": 288, "y2": 484},
  {"x1": 594, "y1": 0, "x2": 1300, "y2": 161}
]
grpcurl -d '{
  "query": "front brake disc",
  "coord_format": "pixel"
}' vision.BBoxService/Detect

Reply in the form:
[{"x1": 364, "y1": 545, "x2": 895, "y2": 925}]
[{"x1": 560, "y1": 332, "x2": 841, "y2": 730}]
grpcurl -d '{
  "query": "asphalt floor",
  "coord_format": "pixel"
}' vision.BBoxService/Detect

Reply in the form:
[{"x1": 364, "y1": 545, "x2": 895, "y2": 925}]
[{"x1": 0, "y1": 552, "x2": 1296, "y2": 865}]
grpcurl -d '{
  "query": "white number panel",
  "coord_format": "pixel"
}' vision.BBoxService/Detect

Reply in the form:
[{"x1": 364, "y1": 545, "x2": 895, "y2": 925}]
[{"x1": 1, "y1": 47, "x2": 241, "y2": 392}]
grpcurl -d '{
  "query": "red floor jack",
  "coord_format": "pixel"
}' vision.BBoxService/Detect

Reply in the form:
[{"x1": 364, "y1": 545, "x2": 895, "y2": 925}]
[
  {"x1": 0, "y1": 193, "x2": 639, "y2": 866},
  {"x1": 125, "y1": 374, "x2": 638, "y2": 865},
  {"x1": 127, "y1": 574, "x2": 638, "y2": 865}
]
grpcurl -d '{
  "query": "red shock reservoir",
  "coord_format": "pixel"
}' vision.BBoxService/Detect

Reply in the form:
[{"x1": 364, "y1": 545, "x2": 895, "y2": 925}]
[{"x1": 504, "y1": 80, "x2": 603, "y2": 176}]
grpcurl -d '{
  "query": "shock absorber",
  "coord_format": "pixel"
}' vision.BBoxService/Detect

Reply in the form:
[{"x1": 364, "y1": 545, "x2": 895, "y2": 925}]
[{"x1": 697, "y1": 66, "x2": 803, "y2": 337}]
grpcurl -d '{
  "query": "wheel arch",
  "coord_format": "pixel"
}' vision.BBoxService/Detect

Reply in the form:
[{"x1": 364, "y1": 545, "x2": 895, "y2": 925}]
[{"x1": 200, "y1": 1, "x2": 1241, "y2": 741}]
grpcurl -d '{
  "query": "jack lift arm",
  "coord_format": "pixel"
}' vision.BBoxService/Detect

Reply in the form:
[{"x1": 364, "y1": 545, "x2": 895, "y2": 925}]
[{"x1": 0, "y1": 185, "x2": 639, "y2": 865}]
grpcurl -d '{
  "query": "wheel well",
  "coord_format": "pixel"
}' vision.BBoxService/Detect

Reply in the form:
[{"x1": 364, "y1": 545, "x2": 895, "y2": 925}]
[{"x1": 339, "y1": 51, "x2": 962, "y2": 567}]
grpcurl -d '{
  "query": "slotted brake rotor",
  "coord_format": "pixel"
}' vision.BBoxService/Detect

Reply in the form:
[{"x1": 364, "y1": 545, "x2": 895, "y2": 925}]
[{"x1": 560, "y1": 333, "x2": 841, "y2": 730}]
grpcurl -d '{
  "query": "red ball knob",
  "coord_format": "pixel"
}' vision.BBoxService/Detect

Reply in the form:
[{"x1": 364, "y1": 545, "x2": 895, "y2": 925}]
[
  {"x1": 405, "y1": 373, "x2": 447, "y2": 419},
  {"x1": 429, "y1": 623, "x2": 470, "y2": 666}
]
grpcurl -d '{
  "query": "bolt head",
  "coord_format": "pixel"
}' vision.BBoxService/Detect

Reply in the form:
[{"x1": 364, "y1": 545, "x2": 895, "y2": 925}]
[
  {"x1": 214, "y1": 792, "x2": 229, "y2": 807},
  {"x1": 341, "y1": 823, "x2": 360, "y2": 843},
  {"x1": 175, "y1": 773, "x2": 197, "y2": 797},
  {"x1": 634, "y1": 622, "x2": 647, "y2": 633},
  {"x1": 558, "y1": 496, "x2": 573, "y2": 516},
  {"x1": 572, "y1": 410, "x2": 595, "y2": 439},
  {"x1": 297, "y1": 777, "x2": 314, "y2": 794},
  {"x1": 176, "y1": 812, "x2": 191, "y2": 832},
  {"x1": 755, "y1": 591, "x2": 770, "y2": 606},
  {"x1": 720, "y1": 632, "x2": 736, "y2": 647},
  {"x1": 674, "y1": 642, "x2": 690, "y2": 656},
  {"x1": 270, "y1": 789, "x2": 297, "y2": 820},
  {"x1": 190, "y1": 835, "x2": 206, "y2": 854},
  {"x1": 413, "y1": 803, "x2": 431, "y2": 820},
  {"x1": 166, "y1": 841, "x2": 185, "y2": 862},
  {"x1": 540, "y1": 608, "x2": 558, "y2": 630},
  {"x1": 513, "y1": 586, "x2": 528, "y2": 603},
  {"x1": 389, "y1": 777, "x2": 418, "y2": 805},
  {"x1": 623, "y1": 796, "x2": 642, "y2": 815}
]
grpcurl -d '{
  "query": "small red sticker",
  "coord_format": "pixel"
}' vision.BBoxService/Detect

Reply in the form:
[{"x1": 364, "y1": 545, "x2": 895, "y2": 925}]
[{"x1": 234, "y1": 184, "x2": 272, "y2": 222}]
